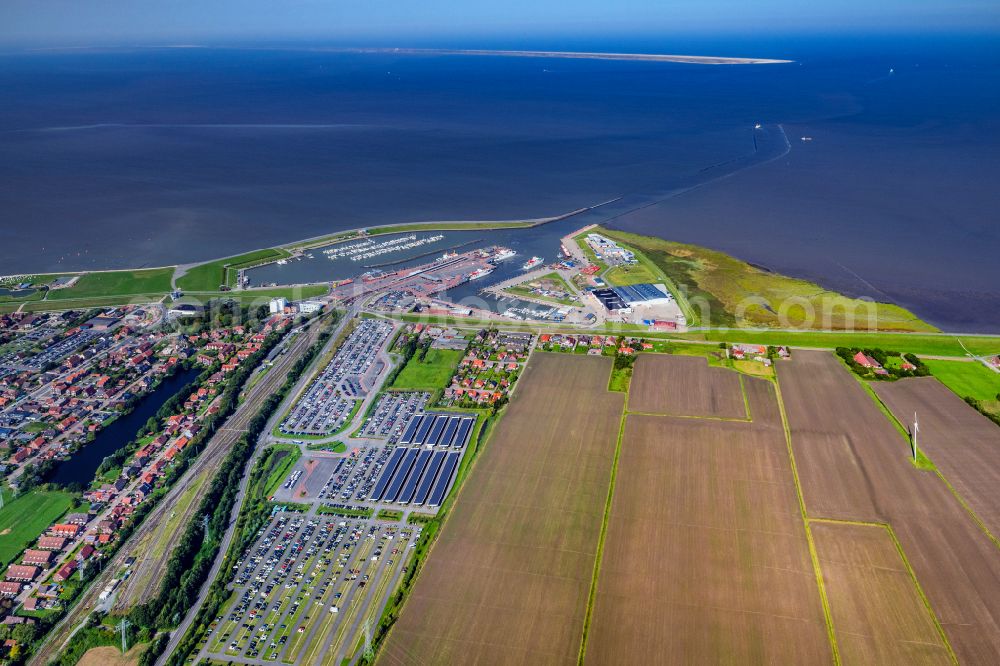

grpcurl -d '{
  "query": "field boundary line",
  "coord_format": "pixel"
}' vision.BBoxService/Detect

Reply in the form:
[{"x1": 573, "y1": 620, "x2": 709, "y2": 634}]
[
  {"x1": 623, "y1": 410, "x2": 750, "y2": 422},
  {"x1": 848, "y1": 363, "x2": 1000, "y2": 553},
  {"x1": 739, "y1": 373, "x2": 752, "y2": 421},
  {"x1": 932, "y1": 469, "x2": 1000, "y2": 552},
  {"x1": 808, "y1": 518, "x2": 959, "y2": 665},
  {"x1": 577, "y1": 401, "x2": 628, "y2": 665},
  {"x1": 773, "y1": 376, "x2": 841, "y2": 666}
]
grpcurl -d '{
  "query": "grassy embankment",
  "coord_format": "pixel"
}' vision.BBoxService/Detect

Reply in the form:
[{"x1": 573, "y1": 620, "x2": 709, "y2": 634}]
[
  {"x1": 0, "y1": 487, "x2": 75, "y2": 565},
  {"x1": 378, "y1": 310, "x2": 1000, "y2": 358},
  {"x1": 0, "y1": 254, "x2": 324, "y2": 312},
  {"x1": 596, "y1": 227, "x2": 936, "y2": 333},
  {"x1": 0, "y1": 268, "x2": 176, "y2": 311},
  {"x1": 389, "y1": 349, "x2": 464, "y2": 390},
  {"x1": 176, "y1": 248, "x2": 292, "y2": 291}
]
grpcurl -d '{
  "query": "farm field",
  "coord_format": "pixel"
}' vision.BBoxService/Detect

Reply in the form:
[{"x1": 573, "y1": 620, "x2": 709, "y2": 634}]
[
  {"x1": 924, "y1": 359, "x2": 1000, "y2": 417},
  {"x1": 811, "y1": 522, "x2": 953, "y2": 665},
  {"x1": 778, "y1": 351, "x2": 1000, "y2": 663},
  {"x1": 585, "y1": 370, "x2": 830, "y2": 664},
  {"x1": 390, "y1": 348, "x2": 464, "y2": 390},
  {"x1": 874, "y1": 377, "x2": 1000, "y2": 539},
  {"x1": 378, "y1": 353, "x2": 625, "y2": 665},
  {"x1": 627, "y1": 353, "x2": 747, "y2": 419},
  {"x1": 0, "y1": 488, "x2": 74, "y2": 565}
]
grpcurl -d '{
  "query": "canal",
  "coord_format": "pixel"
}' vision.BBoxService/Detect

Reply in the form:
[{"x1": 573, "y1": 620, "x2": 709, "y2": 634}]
[{"x1": 48, "y1": 366, "x2": 201, "y2": 487}]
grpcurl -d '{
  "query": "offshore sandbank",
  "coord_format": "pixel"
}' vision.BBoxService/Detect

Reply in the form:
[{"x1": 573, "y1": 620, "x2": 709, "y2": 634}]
[{"x1": 334, "y1": 47, "x2": 793, "y2": 65}]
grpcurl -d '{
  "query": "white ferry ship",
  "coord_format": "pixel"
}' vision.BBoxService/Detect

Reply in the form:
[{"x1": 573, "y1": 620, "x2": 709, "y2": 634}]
[
  {"x1": 468, "y1": 267, "x2": 495, "y2": 280},
  {"x1": 521, "y1": 256, "x2": 543, "y2": 270},
  {"x1": 493, "y1": 248, "x2": 516, "y2": 261}
]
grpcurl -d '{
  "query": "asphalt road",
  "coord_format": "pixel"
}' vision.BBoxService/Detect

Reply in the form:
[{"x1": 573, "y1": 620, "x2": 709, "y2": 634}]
[{"x1": 157, "y1": 307, "x2": 358, "y2": 664}]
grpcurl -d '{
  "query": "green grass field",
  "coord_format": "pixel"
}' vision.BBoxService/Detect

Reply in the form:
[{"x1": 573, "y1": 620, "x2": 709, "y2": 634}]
[
  {"x1": 391, "y1": 349, "x2": 464, "y2": 390},
  {"x1": 176, "y1": 249, "x2": 291, "y2": 291},
  {"x1": 925, "y1": 359, "x2": 1000, "y2": 409},
  {"x1": 603, "y1": 261, "x2": 659, "y2": 286},
  {"x1": 0, "y1": 488, "x2": 74, "y2": 565},
  {"x1": 46, "y1": 268, "x2": 175, "y2": 301}
]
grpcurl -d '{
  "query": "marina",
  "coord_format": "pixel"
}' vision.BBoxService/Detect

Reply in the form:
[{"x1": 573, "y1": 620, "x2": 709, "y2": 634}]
[{"x1": 321, "y1": 234, "x2": 445, "y2": 262}]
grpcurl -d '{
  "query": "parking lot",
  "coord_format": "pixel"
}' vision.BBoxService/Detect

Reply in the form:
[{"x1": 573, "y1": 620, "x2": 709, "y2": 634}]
[
  {"x1": 359, "y1": 391, "x2": 429, "y2": 439},
  {"x1": 19, "y1": 329, "x2": 106, "y2": 371},
  {"x1": 272, "y1": 457, "x2": 342, "y2": 503},
  {"x1": 278, "y1": 319, "x2": 394, "y2": 436},
  {"x1": 199, "y1": 512, "x2": 418, "y2": 665}
]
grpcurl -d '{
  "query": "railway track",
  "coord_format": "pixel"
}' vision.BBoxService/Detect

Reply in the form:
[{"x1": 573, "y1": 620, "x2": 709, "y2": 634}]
[
  {"x1": 29, "y1": 320, "x2": 324, "y2": 666},
  {"x1": 116, "y1": 324, "x2": 321, "y2": 610}
]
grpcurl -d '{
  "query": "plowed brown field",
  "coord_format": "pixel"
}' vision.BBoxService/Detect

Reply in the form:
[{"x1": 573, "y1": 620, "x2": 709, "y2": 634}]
[
  {"x1": 779, "y1": 351, "x2": 1000, "y2": 663},
  {"x1": 812, "y1": 521, "x2": 952, "y2": 665},
  {"x1": 586, "y1": 375, "x2": 831, "y2": 664},
  {"x1": 874, "y1": 376, "x2": 1000, "y2": 540},
  {"x1": 627, "y1": 354, "x2": 747, "y2": 418},
  {"x1": 378, "y1": 353, "x2": 624, "y2": 666}
]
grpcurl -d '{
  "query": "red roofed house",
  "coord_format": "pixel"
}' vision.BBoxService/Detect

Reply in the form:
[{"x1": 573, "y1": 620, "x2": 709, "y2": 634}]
[
  {"x1": 0, "y1": 582, "x2": 21, "y2": 597},
  {"x1": 50, "y1": 524, "x2": 80, "y2": 538},
  {"x1": 21, "y1": 550, "x2": 53, "y2": 567},
  {"x1": 853, "y1": 351, "x2": 878, "y2": 368},
  {"x1": 37, "y1": 536, "x2": 67, "y2": 551},
  {"x1": 5, "y1": 565, "x2": 39, "y2": 582},
  {"x1": 53, "y1": 562, "x2": 77, "y2": 582}
]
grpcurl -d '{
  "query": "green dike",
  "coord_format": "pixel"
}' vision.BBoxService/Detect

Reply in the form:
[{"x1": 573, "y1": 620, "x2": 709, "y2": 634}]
[
  {"x1": 46, "y1": 268, "x2": 175, "y2": 301},
  {"x1": 176, "y1": 248, "x2": 292, "y2": 291},
  {"x1": 596, "y1": 226, "x2": 937, "y2": 333},
  {"x1": 673, "y1": 330, "x2": 1000, "y2": 358}
]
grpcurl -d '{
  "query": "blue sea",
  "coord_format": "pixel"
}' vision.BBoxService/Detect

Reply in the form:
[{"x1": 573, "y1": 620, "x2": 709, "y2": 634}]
[{"x1": 1, "y1": 35, "x2": 998, "y2": 331}]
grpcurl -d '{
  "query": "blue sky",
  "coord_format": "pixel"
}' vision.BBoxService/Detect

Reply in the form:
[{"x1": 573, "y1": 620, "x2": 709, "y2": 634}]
[{"x1": 2, "y1": 0, "x2": 998, "y2": 46}]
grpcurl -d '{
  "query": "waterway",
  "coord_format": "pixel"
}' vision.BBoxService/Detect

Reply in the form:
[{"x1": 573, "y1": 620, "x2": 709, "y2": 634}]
[
  {"x1": 3, "y1": 39, "x2": 999, "y2": 331},
  {"x1": 48, "y1": 366, "x2": 201, "y2": 487}
]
